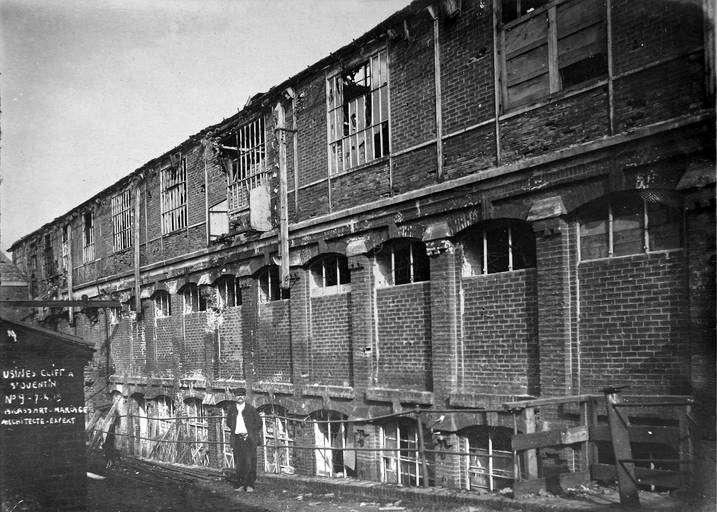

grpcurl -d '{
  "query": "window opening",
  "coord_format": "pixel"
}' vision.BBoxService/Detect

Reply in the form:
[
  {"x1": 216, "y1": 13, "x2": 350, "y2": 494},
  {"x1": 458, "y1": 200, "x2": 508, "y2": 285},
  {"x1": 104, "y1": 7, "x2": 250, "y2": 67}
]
[
  {"x1": 310, "y1": 255, "x2": 351, "y2": 294},
  {"x1": 375, "y1": 240, "x2": 430, "y2": 287},
  {"x1": 149, "y1": 396, "x2": 175, "y2": 463},
  {"x1": 83, "y1": 211, "x2": 95, "y2": 263},
  {"x1": 182, "y1": 283, "x2": 207, "y2": 314},
  {"x1": 260, "y1": 405, "x2": 294, "y2": 474},
  {"x1": 462, "y1": 426, "x2": 514, "y2": 491},
  {"x1": 259, "y1": 266, "x2": 289, "y2": 303},
  {"x1": 500, "y1": 0, "x2": 607, "y2": 110},
  {"x1": 43, "y1": 233, "x2": 55, "y2": 277},
  {"x1": 216, "y1": 275, "x2": 240, "y2": 308},
  {"x1": 185, "y1": 398, "x2": 209, "y2": 467},
  {"x1": 220, "y1": 403, "x2": 235, "y2": 469},
  {"x1": 160, "y1": 155, "x2": 187, "y2": 234},
  {"x1": 328, "y1": 49, "x2": 389, "y2": 174},
  {"x1": 579, "y1": 196, "x2": 683, "y2": 261},
  {"x1": 381, "y1": 419, "x2": 433, "y2": 487},
  {"x1": 311, "y1": 410, "x2": 355, "y2": 478},
  {"x1": 112, "y1": 189, "x2": 133, "y2": 252},
  {"x1": 223, "y1": 118, "x2": 267, "y2": 212},
  {"x1": 61, "y1": 225, "x2": 69, "y2": 272},
  {"x1": 154, "y1": 291, "x2": 171, "y2": 318},
  {"x1": 461, "y1": 220, "x2": 536, "y2": 276}
]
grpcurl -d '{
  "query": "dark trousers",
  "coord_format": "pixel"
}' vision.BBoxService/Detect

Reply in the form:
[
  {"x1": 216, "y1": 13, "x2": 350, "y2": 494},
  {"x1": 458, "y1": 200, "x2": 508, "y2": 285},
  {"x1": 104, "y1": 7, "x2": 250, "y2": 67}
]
[{"x1": 233, "y1": 435, "x2": 257, "y2": 488}]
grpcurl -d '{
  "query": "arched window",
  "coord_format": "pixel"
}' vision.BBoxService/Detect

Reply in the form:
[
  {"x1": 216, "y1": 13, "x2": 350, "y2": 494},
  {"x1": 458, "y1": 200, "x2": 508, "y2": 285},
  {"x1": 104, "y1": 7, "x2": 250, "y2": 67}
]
[
  {"x1": 153, "y1": 290, "x2": 171, "y2": 318},
  {"x1": 579, "y1": 194, "x2": 683, "y2": 260},
  {"x1": 310, "y1": 254, "x2": 351, "y2": 296},
  {"x1": 461, "y1": 220, "x2": 536, "y2": 276},
  {"x1": 381, "y1": 418, "x2": 434, "y2": 487},
  {"x1": 374, "y1": 240, "x2": 430, "y2": 287},
  {"x1": 148, "y1": 395, "x2": 175, "y2": 463},
  {"x1": 310, "y1": 410, "x2": 355, "y2": 478},
  {"x1": 215, "y1": 275, "x2": 241, "y2": 308},
  {"x1": 259, "y1": 404, "x2": 294, "y2": 474},
  {"x1": 460, "y1": 425, "x2": 514, "y2": 492},
  {"x1": 181, "y1": 283, "x2": 207, "y2": 314},
  {"x1": 184, "y1": 398, "x2": 209, "y2": 467},
  {"x1": 258, "y1": 266, "x2": 289, "y2": 303}
]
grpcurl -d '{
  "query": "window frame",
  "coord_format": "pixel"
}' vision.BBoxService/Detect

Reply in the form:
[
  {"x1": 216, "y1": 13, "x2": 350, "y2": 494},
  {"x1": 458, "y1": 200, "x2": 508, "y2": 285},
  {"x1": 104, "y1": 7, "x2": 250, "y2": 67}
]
[
  {"x1": 327, "y1": 47, "x2": 390, "y2": 175},
  {"x1": 223, "y1": 118, "x2": 268, "y2": 212},
  {"x1": 461, "y1": 426, "x2": 515, "y2": 492},
  {"x1": 112, "y1": 189, "x2": 133, "y2": 252},
  {"x1": 215, "y1": 275, "x2": 240, "y2": 308},
  {"x1": 182, "y1": 283, "x2": 207, "y2": 314},
  {"x1": 374, "y1": 240, "x2": 430, "y2": 287},
  {"x1": 461, "y1": 220, "x2": 536, "y2": 276},
  {"x1": 258, "y1": 266, "x2": 290, "y2": 303},
  {"x1": 153, "y1": 291, "x2": 172, "y2": 318},
  {"x1": 160, "y1": 154, "x2": 187, "y2": 234},
  {"x1": 82, "y1": 211, "x2": 95, "y2": 263},
  {"x1": 310, "y1": 254, "x2": 351, "y2": 296},
  {"x1": 498, "y1": 0, "x2": 608, "y2": 111},
  {"x1": 260, "y1": 405, "x2": 295, "y2": 474},
  {"x1": 381, "y1": 419, "x2": 432, "y2": 487}
]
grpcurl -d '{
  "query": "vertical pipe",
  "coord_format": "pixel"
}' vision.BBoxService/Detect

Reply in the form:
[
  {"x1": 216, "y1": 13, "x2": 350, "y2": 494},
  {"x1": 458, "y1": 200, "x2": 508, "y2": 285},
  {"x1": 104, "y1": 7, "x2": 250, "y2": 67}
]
[
  {"x1": 415, "y1": 408, "x2": 429, "y2": 488},
  {"x1": 275, "y1": 102, "x2": 291, "y2": 289},
  {"x1": 606, "y1": 0, "x2": 615, "y2": 135},
  {"x1": 428, "y1": 6, "x2": 444, "y2": 182}
]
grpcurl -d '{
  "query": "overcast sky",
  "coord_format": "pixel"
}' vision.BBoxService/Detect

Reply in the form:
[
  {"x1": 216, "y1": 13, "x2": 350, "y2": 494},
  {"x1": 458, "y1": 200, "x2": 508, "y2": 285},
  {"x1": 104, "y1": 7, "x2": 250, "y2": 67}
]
[{"x1": 0, "y1": 0, "x2": 411, "y2": 253}]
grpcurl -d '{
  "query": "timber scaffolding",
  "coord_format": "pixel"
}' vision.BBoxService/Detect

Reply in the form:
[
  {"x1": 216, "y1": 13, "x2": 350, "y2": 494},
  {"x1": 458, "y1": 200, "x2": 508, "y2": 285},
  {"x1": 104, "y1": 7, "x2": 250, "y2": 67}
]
[{"x1": 86, "y1": 389, "x2": 695, "y2": 507}]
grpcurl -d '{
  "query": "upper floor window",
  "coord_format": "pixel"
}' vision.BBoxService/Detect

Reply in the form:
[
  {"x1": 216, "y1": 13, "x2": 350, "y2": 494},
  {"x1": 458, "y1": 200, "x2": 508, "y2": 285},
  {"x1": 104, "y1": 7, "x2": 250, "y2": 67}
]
[
  {"x1": 43, "y1": 233, "x2": 55, "y2": 277},
  {"x1": 374, "y1": 240, "x2": 430, "y2": 287},
  {"x1": 461, "y1": 220, "x2": 536, "y2": 276},
  {"x1": 310, "y1": 254, "x2": 351, "y2": 296},
  {"x1": 112, "y1": 190, "x2": 133, "y2": 252},
  {"x1": 259, "y1": 266, "x2": 290, "y2": 303},
  {"x1": 83, "y1": 211, "x2": 95, "y2": 263},
  {"x1": 327, "y1": 49, "x2": 389, "y2": 174},
  {"x1": 499, "y1": 0, "x2": 607, "y2": 110},
  {"x1": 579, "y1": 195, "x2": 683, "y2": 261},
  {"x1": 153, "y1": 290, "x2": 171, "y2": 318},
  {"x1": 161, "y1": 154, "x2": 187, "y2": 234},
  {"x1": 61, "y1": 225, "x2": 69, "y2": 271},
  {"x1": 215, "y1": 275, "x2": 241, "y2": 308},
  {"x1": 221, "y1": 118, "x2": 267, "y2": 212},
  {"x1": 182, "y1": 283, "x2": 207, "y2": 314}
]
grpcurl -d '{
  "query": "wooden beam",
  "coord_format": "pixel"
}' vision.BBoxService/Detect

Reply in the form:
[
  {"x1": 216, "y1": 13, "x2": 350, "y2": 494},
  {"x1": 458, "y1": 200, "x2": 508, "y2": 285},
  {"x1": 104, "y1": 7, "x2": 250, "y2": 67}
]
[
  {"x1": 513, "y1": 425, "x2": 588, "y2": 451},
  {"x1": 604, "y1": 389, "x2": 639, "y2": 506},
  {"x1": 1, "y1": 299, "x2": 122, "y2": 308}
]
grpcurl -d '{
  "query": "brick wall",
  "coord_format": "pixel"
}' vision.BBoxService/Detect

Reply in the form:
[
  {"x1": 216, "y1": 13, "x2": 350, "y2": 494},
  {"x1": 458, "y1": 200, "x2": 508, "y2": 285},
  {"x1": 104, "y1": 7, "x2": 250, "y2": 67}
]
[
  {"x1": 183, "y1": 312, "x2": 208, "y2": 376},
  {"x1": 310, "y1": 292, "x2": 352, "y2": 386},
  {"x1": 255, "y1": 300, "x2": 292, "y2": 383},
  {"x1": 331, "y1": 161, "x2": 391, "y2": 210},
  {"x1": 578, "y1": 251, "x2": 690, "y2": 394},
  {"x1": 376, "y1": 282, "x2": 432, "y2": 390},
  {"x1": 217, "y1": 306, "x2": 244, "y2": 380},
  {"x1": 461, "y1": 269, "x2": 538, "y2": 395}
]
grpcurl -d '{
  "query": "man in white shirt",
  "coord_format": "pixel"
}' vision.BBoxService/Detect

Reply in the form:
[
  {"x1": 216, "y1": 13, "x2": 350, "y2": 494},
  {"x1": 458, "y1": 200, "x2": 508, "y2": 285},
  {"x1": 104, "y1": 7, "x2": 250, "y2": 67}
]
[{"x1": 226, "y1": 387, "x2": 262, "y2": 492}]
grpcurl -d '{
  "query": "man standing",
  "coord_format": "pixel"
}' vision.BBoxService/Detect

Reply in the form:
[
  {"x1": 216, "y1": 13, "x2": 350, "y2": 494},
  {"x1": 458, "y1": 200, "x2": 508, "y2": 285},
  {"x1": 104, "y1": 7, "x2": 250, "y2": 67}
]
[{"x1": 226, "y1": 387, "x2": 262, "y2": 492}]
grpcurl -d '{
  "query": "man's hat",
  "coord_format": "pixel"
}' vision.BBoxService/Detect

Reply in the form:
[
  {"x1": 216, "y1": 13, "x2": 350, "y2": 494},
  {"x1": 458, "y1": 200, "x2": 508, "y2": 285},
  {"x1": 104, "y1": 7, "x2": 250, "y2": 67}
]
[{"x1": 234, "y1": 387, "x2": 247, "y2": 397}]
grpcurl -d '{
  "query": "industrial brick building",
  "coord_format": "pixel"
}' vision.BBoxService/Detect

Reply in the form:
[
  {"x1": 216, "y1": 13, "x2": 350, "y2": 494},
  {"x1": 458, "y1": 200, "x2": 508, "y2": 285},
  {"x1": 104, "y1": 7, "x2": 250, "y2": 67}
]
[{"x1": 7, "y1": 0, "x2": 715, "y2": 498}]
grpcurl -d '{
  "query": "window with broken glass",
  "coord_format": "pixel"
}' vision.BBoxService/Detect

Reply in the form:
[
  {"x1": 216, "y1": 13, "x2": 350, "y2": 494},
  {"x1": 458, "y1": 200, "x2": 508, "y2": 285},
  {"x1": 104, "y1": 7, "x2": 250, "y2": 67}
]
[
  {"x1": 112, "y1": 189, "x2": 133, "y2": 252},
  {"x1": 220, "y1": 118, "x2": 267, "y2": 212},
  {"x1": 579, "y1": 194, "x2": 683, "y2": 261},
  {"x1": 160, "y1": 155, "x2": 187, "y2": 234},
  {"x1": 258, "y1": 266, "x2": 290, "y2": 303},
  {"x1": 83, "y1": 211, "x2": 95, "y2": 263},
  {"x1": 374, "y1": 240, "x2": 430, "y2": 287},
  {"x1": 153, "y1": 290, "x2": 171, "y2": 318},
  {"x1": 327, "y1": 49, "x2": 389, "y2": 174},
  {"x1": 182, "y1": 283, "x2": 207, "y2": 314},
  {"x1": 215, "y1": 275, "x2": 241, "y2": 308},
  {"x1": 461, "y1": 220, "x2": 536, "y2": 276},
  {"x1": 43, "y1": 233, "x2": 55, "y2": 277},
  {"x1": 310, "y1": 254, "x2": 351, "y2": 296},
  {"x1": 498, "y1": 0, "x2": 608, "y2": 110}
]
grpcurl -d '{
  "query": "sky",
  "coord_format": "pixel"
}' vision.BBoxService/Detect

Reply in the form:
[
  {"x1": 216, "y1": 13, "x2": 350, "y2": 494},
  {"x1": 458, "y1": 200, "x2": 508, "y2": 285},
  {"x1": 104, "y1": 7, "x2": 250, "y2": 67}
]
[{"x1": 0, "y1": 0, "x2": 412, "y2": 253}]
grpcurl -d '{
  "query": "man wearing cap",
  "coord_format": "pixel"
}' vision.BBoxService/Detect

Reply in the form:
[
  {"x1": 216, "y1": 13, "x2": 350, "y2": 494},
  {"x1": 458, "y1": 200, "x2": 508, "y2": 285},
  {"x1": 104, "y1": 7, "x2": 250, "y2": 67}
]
[{"x1": 226, "y1": 387, "x2": 262, "y2": 492}]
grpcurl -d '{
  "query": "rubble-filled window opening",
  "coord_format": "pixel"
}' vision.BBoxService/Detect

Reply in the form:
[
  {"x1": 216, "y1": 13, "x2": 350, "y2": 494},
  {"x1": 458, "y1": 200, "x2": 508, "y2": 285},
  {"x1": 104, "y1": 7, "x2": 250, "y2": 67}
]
[
  {"x1": 460, "y1": 426, "x2": 514, "y2": 492},
  {"x1": 185, "y1": 398, "x2": 209, "y2": 467},
  {"x1": 310, "y1": 254, "x2": 351, "y2": 296},
  {"x1": 160, "y1": 154, "x2": 187, "y2": 234},
  {"x1": 43, "y1": 233, "x2": 55, "y2": 277},
  {"x1": 499, "y1": 0, "x2": 608, "y2": 110},
  {"x1": 327, "y1": 48, "x2": 389, "y2": 174},
  {"x1": 579, "y1": 194, "x2": 683, "y2": 260},
  {"x1": 461, "y1": 220, "x2": 536, "y2": 276},
  {"x1": 260, "y1": 405, "x2": 295, "y2": 474},
  {"x1": 181, "y1": 283, "x2": 207, "y2": 314},
  {"x1": 215, "y1": 275, "x2": 240, "y2": 308},
  {"x1": 374, "y1": 240, "x2": 430, "y2": 287},
  {"x1": 258, "y1": 266, "x2": 290, "y2": 303},
  {"x1": 221, "y1": 118, "x2": 267, "y2": 212},
  {"x1": 310, "y1": 410, "x2": 355, "y2": 478},
  {"x1": 153, "y1": 291, "x2": 171, "y2": 318},
  {"x1": 83, "y1": 211, "x2": 95, "y2": 263},
  {"x1": 381, "y1": 419, "x2": 434, "y2": 487},
  {"x1": 111, "y1": 189, "x2": 133, "y2": 252}
]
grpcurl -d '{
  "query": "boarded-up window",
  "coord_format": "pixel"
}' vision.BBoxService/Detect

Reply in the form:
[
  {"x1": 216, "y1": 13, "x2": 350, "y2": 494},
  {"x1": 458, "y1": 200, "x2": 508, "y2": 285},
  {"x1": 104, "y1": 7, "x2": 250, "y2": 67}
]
[
  {"x1": 112, "y1": 190, "x2": 133, "y2": 252},
  {"x1": 160, "y1": 155, "x2": 187, "y2": 234},
  {"x1": 327, "y1": 49, "x2": 390, "y2": 174},
  {"x1": 223, "y1": 118, "x2": 267, "y2": 212},
  {"x1": 83, "y1": 211, "x2": 95, "y2": 263},
  {"x1": 579, "y1": 195, "x2": 683, "y2": 261},
  {"x1": 500, "y1": 0, "x2": 607, "y2": 110}
]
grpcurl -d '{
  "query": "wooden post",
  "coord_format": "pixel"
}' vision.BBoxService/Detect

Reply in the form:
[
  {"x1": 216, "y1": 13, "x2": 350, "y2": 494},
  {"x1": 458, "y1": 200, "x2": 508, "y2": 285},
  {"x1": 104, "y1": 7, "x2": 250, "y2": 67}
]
[
  {"x1": 603, "y1": 387, "x2": 639, "y2": 506},
  {"x1": 679, "y1": 407, "x2": 693, "y2": 490},
  {"x1": 522, "y1": 406, "x2": 539, "y2": 480},
  {"x1": 415, "y1": 408, "x2": 430, "y2": 488},
  {"x1": 580, "y1": 398, "x2": 598, "y2": 472}
]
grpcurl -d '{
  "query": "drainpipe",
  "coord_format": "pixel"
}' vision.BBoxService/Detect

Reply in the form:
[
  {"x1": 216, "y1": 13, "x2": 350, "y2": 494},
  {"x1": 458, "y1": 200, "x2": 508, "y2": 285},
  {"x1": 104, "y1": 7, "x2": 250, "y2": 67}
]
[
  {"x1": 274, "y1": 99, "x2": 294, "y2": 289},
  {"x1": 427, "y1": 5, "x2": 444, "y2": 181}
]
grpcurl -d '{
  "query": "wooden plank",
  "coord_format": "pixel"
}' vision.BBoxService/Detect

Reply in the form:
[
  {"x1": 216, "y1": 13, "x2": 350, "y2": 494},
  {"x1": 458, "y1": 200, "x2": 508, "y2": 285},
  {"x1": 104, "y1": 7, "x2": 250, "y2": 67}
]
[
  {"x1": 85, "y1": 410, "x2": 103, "y2": 435},
  {"x1": 507, "y1": 45, "x2": 549, "y2": 87},
  {"x1": 557, "y1": 0, "x2": 604, "y2": 38},
  {"x1": 591, "y1": 464, "x2": 682, "y2": 489},
  {"x1": 558, "y1": 22, "x2": 606, "y2": 69},
  {"x1": 503, "y1": 394, "x2": 601, "y2": 410},
  {"x1": 513, "y1": 426, "x2": 588, "y2": 451},
  {"x1": 507, "y1": 74, "x2": 550, "y2": 109},
  {"x1": 679, "y1": 410, "x2": 693, "y2": 489},
  {"x1": 522, "y1": 407, "x2": 539, "y2": 480},
  {"x1": 548, "y1": 6, "x2": 560, "y2": 93},
  {"x1": 605, "y1": 391, "x2": 639, "y2": 506},
  {"x1": 590, "y1": 425, "x2": 680, "y2": 445},
  {"x1": 504, "y1": 14, "x2": 548, "y2": 57}
]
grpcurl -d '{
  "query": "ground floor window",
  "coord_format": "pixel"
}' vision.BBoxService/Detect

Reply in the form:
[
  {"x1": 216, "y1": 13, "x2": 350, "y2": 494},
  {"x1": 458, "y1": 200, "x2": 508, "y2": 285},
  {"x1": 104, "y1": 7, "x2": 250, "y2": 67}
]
[
  {"x1": 260, "y1": 405, "x2": 295, "y2": 474},
  {"x1": 381, "y1": 419, "x2": 434, "y2": 487},
  {"x1": 311, "y1": 410, "x2": 356, "y2": 478},
  {"x1": 461, "y1": 426, "x2": 514, "y2": 491},
  {"x1": 184, "y1": 398, "x2": 209, "y2": 466},
  {"x1": 220, "y1": 403, "x2": 235, "y2": 469}
]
